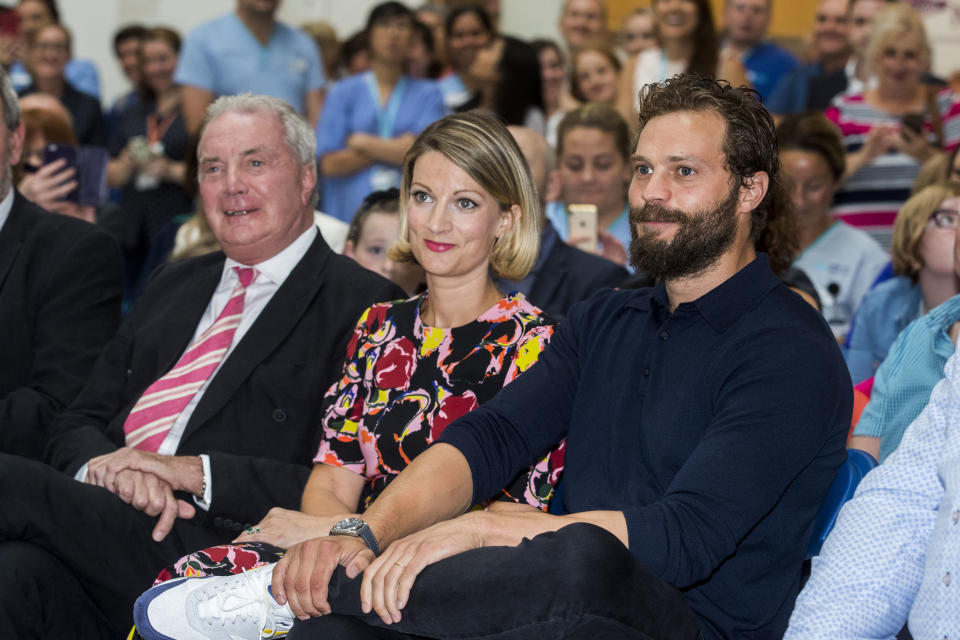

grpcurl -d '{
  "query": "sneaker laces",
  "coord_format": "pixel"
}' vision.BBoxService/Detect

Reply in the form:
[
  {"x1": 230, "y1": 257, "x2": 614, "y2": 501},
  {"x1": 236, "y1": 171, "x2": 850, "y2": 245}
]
[{"x1": 189, "y1": 568, "x2": 294, "y2": 639}]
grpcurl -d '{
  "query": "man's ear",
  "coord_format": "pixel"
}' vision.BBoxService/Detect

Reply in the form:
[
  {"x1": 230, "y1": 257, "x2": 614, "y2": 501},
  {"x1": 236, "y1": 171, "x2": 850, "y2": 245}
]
[
  {"x1": 738, "y1": 171, "x2": 769, "y2": 215},
  {"x1": 300, "y1": 161, "x2": 318, "y2": 207}
]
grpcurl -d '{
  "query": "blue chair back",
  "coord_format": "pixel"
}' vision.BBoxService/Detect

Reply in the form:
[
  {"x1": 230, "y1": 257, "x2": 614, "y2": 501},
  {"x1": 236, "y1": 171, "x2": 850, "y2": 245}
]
[{"x1": 806, "y1": 448, "x2": 878, "y2": 559}]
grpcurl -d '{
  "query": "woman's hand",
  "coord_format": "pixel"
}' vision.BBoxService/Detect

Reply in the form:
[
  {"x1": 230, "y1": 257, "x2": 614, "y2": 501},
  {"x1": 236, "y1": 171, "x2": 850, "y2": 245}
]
[
  {"x1": 596, "y1": 228, "x2": 628, "y2": 266},
  {"x1": 360, "y1": 511, "x2": 485, "y2": 625},
  {"x1": 232, "y1": 507, "x2": 344, "y2": 550},
  {"x1": 18, "y1": 159, "x2": 78, "y2": 210},
  {"x1": 843, "y1": 125, "x2": 899, "y2": 182},
  {"x1": 892, "y1": 125, "x2": 935, "y2": 163}
]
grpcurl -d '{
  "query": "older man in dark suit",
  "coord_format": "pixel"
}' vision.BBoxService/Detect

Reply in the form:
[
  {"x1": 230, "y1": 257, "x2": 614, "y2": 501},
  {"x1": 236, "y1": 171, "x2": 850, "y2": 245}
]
[
  {"x1": 0, "y1": 71, "x2": 122, "y2": 460},
  {"x1": 0, "y1": 92, "x2": 404, "y2": 638}
]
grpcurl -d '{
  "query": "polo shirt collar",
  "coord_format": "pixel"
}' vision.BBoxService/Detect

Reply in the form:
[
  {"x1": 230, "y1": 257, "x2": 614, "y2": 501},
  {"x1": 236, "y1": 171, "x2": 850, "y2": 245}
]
[{"x1": 628, "y1": 254, "x2": 780, "y2": 333}]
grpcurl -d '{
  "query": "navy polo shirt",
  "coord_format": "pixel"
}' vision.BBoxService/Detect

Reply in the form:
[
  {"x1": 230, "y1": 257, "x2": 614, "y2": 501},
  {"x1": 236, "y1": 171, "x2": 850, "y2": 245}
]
[{"x1": 439, "y1": 254, "x2": 851, "y2": 640}]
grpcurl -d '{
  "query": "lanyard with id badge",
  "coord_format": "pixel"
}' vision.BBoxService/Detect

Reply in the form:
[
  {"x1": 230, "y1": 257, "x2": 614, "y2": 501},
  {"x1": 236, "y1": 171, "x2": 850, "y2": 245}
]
[{"x1": 364, "y1": 71, "x2": 407, "y2": 191}]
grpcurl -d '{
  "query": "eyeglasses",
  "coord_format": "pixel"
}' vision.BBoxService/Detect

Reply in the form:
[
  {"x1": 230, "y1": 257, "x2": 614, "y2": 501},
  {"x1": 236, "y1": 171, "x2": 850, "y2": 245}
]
[
  {"x1": 33, "y1": 42, "x2": 68, "y2": 53},
  {"x1": 929, "y1": 209, "x2": 959, "y2": 229}
]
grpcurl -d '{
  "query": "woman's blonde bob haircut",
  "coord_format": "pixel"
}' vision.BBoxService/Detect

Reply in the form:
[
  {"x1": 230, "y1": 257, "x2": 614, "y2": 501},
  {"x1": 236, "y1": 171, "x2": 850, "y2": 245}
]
[
  {"x1": 892, "y1": 182, "x2": 960, "y2": 280},
  {"x1": 388, "y1": 110, "x2": 541, "y2": 280},
  {"x1": 866, "y1": 4, "x2": 931, "y2": 73}
]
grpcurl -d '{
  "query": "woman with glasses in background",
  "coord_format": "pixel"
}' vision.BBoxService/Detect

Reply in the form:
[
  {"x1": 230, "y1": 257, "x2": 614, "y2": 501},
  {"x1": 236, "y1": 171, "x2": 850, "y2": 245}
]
[{"x1": 845, "y1": 183, "x2": 960, "y2": 384}]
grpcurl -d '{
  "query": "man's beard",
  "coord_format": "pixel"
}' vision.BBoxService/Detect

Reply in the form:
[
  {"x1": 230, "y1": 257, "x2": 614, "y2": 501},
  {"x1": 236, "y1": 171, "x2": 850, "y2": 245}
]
[{"x1": 628, "y1": 185, "x2": 741, "y2": 281}]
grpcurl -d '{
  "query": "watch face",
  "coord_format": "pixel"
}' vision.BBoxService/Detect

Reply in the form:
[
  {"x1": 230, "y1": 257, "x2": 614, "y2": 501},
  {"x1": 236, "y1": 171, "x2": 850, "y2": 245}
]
[{"x1": 331, "y1": 517, "x2": 365, "y2": 536}]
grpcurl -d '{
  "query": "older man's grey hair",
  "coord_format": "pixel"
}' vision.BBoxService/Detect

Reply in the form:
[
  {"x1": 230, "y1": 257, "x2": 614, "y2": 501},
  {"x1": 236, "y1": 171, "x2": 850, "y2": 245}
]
[
  {"x1": 202, "y1": 94, "x2": 316, "y2": 165},
  {"x1": 0, "y1": 70, "x2": 21, "y2": 132}
]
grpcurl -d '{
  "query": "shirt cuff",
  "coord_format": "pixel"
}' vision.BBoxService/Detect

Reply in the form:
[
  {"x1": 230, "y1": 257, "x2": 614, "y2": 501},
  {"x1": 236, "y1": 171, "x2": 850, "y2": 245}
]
[
  {"x1": 193, "y1": 454, "x2": 213, "y2": 510},
  {"x1": 75, "y1": 462, "x2": 88, "y2": 483}
]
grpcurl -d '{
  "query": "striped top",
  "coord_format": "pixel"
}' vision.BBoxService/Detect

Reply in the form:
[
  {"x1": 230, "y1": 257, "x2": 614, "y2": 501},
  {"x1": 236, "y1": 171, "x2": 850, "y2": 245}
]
[{"x1": 826, "y1": 89, "x2": 960, "y2": 250}]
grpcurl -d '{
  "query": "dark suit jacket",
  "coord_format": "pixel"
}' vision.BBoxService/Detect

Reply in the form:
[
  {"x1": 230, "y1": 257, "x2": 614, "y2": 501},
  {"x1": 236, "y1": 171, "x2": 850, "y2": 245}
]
[
  {"x1": 0, "y1": 192, "x2": 122, "y2": 460},
  {"x1": 46, "y1": 232, "x2": 404, "y2": 536},
  {"x1": 527, "y1": 240, "x2": 629, "y2": 321}
]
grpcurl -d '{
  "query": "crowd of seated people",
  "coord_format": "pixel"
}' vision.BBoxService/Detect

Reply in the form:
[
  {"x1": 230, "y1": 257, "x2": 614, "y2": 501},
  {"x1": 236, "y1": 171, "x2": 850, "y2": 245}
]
[{"x1": 3, "y1": 0, "x2": 960, "y2": 637}]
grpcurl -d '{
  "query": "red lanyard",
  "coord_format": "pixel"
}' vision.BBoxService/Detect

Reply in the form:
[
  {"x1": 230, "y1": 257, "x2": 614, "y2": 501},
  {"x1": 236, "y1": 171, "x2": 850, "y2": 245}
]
[{"x1": 146, "y1": 111, "x2": 177, "y2": 145}]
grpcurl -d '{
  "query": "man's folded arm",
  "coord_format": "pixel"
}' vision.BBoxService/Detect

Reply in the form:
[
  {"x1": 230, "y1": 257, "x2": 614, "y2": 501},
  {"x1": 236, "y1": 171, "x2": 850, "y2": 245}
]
[
  {"x1": 45, "y1": 318, "x2": 139, "y2": 476},
  {"x1": 203, "y1": 452, "x2": 314, "y2": 523}
]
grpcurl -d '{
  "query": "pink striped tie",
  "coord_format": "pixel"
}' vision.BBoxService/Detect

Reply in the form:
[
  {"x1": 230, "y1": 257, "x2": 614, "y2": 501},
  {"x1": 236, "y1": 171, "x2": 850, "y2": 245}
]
[{"x1": 123, "y1": 267, "x2": 258, "y2": 452}]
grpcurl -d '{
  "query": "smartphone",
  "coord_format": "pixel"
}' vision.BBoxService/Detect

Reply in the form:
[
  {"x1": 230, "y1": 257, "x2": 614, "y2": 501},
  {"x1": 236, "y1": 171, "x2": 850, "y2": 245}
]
[
  {"x1": 901, "y1": 113, "x2": 925, "y2": 139},
  {"x1": 567, "y1": 204, "x2": 598, "y2": 253},
  {"x1": 43, "y1": 143, "x2": 78, "y2": 203}
]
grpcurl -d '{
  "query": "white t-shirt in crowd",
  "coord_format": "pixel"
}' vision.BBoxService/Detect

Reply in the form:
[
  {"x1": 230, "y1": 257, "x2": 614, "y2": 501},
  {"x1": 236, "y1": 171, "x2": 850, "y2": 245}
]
[{"x1": 794, "y1": 221, "x2": 889, "y2": 338}]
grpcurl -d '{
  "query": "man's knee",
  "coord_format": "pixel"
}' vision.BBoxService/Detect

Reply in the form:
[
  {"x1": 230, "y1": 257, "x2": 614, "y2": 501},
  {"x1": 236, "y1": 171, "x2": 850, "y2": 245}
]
[{"x1": 542, "y1": 523, "x2": 636, "y2": 593}]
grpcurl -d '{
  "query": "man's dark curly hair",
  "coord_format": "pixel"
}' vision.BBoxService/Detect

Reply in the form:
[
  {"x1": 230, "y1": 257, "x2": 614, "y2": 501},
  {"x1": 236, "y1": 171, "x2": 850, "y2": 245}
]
[{"x1": 634, "y1": 74, "x2": 797, "y2": 273}]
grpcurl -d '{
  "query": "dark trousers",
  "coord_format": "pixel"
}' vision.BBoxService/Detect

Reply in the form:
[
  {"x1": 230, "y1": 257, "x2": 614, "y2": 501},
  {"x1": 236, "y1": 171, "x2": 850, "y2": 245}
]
[
  {"x1": 0, "y1": 453, "x2": 222, "y2": 637},
  {"x1": 288, "y1": 523, "x2": 701, "y2": 640}
]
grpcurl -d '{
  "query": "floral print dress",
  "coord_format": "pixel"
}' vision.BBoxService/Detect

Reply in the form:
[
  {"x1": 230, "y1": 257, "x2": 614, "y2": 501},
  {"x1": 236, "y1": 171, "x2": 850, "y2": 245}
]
[
  {"x1": 316, "y1": 291, "x2": 558, "y2": 509},
  {"x1": 154, "y1": 292, "x2": 562, "y2": 583}
]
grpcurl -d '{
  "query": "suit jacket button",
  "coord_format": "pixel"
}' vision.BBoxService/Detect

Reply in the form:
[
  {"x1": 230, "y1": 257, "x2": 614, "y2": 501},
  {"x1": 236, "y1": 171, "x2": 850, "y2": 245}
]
[
  {"x1": 233, "y1": 523, "x2": 242, "y2": 532},
  {"x1": 213, "y1": 516, "x2": 224, "y2": 527},
  {"x1": 273, "y1": 409, "x2": 287, "y2": 422}
]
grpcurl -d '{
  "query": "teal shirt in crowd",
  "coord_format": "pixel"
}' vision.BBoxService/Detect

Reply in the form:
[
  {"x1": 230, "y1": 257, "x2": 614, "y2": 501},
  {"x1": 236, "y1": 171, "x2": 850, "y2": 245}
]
[{"x1": 853, "y1": 293, "x2": 960, "y2": 461}]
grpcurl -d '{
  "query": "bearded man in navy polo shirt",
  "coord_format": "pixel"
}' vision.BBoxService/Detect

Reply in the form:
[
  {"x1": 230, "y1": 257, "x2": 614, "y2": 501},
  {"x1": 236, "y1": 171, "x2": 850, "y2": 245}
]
[{"x1": 139, "y1": 75, "x2": 852, "y2": 640}]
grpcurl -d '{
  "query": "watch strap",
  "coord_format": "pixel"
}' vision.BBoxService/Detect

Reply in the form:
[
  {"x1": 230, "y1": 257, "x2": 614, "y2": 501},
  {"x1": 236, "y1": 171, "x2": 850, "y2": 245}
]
[{"x1": 357, "y1": 523, "x2": 380, "y2": 556}]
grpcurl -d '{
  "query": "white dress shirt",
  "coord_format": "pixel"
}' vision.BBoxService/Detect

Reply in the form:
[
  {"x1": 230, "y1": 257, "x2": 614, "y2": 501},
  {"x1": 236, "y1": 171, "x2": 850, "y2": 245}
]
[
  {"x1": 0, "y1": 189, "x2": 16, "y2": 232},
  {"x1": 78, "y1": 224, "x2": 318, "y2": 510}
]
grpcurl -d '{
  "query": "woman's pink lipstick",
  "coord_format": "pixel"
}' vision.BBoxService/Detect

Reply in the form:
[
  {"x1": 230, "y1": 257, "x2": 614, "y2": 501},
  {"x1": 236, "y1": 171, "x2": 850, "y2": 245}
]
[{"x1": 425, "y1": 240, "x2": 455, "y2": 252}]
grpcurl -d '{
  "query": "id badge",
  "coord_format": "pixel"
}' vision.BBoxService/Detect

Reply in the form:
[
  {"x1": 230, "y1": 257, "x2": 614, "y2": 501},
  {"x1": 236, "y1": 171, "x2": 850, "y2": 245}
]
[{"x1": 370, "y1": 166, "x2": 400, "y2": 191}]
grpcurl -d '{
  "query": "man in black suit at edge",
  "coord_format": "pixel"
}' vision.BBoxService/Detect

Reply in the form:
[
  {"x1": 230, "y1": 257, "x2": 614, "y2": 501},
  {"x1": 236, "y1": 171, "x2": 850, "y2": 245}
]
[
  {"x1": 0, "y1": 92, "x2": 404, "y2": 637},
  {"x1": 497, "y1": 126, "x2": 629, "y2": 320},
  {"x1": 0, "y1": 69, "x2": 122, "y2": 460}
]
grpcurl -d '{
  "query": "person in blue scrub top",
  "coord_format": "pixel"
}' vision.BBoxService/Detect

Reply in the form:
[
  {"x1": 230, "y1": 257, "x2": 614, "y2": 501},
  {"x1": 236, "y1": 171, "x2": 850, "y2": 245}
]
[{"x1": 316, "y1": 1, "x2": 445, "y2": 223}]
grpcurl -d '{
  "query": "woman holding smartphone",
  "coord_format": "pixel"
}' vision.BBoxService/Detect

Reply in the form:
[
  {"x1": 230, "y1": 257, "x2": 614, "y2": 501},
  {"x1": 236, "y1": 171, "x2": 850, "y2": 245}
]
[
  {"x1": 826, "y1": 4, "x2": 960, "y2": 249},
  {"x1": 545, "y1": 103, "x2": 634, "y2": 269}
]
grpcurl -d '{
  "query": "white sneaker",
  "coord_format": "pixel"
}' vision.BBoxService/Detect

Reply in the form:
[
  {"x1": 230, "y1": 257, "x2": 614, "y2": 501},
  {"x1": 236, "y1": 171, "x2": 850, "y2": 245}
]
[{"x1": 134, "y1": 565, "x2": 296, "y2": 640}]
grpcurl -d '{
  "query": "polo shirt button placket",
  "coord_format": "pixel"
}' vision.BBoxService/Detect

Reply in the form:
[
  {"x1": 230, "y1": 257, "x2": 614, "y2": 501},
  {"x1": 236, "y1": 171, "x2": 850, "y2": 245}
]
[{"x1": 942, "y1": 572, "x2": 951, "y2": 586}]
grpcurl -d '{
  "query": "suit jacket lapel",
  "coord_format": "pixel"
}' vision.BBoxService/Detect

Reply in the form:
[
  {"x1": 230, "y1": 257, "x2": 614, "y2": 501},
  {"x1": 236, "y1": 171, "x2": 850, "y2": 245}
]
[
  {"x1": 0, "y1": 195, "x2": 32, "y2": 291},
  {"x1": 184, "y1": 234, "x2": 331, "y2": 436}
]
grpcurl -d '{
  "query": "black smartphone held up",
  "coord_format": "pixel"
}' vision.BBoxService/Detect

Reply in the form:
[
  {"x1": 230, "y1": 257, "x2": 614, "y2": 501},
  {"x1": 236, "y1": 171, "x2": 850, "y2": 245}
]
[
  {"x1": 901, "y1": 113, "x2": 925, "y2": 140},
  {"x1": 42, "y1": 143, "x2": 79, "y2": 203}
]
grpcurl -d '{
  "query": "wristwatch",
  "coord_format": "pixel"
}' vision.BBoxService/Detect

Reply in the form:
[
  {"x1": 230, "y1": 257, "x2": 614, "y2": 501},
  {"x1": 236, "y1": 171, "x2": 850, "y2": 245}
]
[{"x1": 329, "y1": 517, "x2": 380, "y2": 556}]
